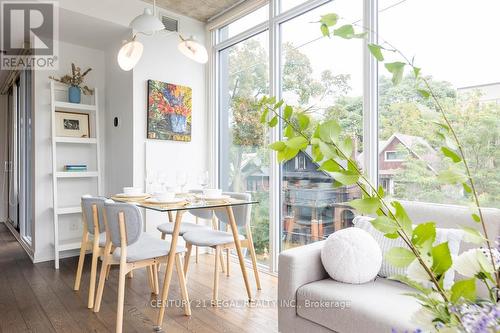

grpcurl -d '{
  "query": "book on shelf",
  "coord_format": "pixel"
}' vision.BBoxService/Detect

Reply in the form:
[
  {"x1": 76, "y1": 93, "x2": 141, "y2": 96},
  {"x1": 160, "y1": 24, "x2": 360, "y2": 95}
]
[{"x1": 65, "y1": 165, "x2": 88, "y2": 171}]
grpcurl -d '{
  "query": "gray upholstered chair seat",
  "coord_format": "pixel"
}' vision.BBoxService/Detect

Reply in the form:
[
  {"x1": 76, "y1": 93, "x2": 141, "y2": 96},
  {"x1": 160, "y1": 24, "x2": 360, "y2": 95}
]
[
  {"x1": 183, "y1": 229, "x2": 245, "y2": 247},
  {"x1": 112, "y1": 233, "x2": 184, "y2": 262},
  {"x1": 157, "y1": 222, "x2": 209, "y2": 236}
]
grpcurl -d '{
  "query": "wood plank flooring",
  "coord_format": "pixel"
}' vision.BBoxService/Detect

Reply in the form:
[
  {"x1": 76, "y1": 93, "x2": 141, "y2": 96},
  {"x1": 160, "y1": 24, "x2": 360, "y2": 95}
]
[{"x1": 0, "y1": 223, "x2": 278, "y2": 333}]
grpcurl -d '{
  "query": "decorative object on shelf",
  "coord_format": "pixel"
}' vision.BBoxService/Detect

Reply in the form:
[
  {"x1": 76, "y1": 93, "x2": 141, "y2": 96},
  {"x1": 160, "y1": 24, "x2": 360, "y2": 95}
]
[
  {"x1": 65, "y1": 164, "x2": 87, "y2": 172},
  {"x1": 49, "y1": 63, "x2": 94, "y2": 103},
  {"x1": 147, "y1": 79, "x2": 192, "y2": 141},
  {"x1": 116, "y1": 0, "x2": 207, "y2": 71},
  {"x1": 55, "y1": 111, "x2": 90, "y2": 138}
]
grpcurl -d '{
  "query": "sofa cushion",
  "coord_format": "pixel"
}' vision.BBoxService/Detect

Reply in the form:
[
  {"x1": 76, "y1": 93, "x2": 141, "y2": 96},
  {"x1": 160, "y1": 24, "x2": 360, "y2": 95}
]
[{"x1": 296, "y1": 278, "x2": 420, "y2": 333}]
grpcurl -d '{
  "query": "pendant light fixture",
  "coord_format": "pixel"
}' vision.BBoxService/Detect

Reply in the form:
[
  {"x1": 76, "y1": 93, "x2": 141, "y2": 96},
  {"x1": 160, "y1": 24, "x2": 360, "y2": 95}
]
[{"x1": 117, "y1": 0, "x2": 208, "y2": 71}]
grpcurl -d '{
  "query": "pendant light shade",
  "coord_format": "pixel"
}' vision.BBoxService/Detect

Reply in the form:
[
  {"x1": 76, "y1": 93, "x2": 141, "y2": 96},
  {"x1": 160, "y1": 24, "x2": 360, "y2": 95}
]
[
  {"x1": 177, "y1": 37, "x2": 208, "y2": 64},
  {"x1": 129, "y1": 8, "x2": 165, "y2": 35},
  {"x1": 117, "y1": 40, "x2": 143, "y2": 71}
]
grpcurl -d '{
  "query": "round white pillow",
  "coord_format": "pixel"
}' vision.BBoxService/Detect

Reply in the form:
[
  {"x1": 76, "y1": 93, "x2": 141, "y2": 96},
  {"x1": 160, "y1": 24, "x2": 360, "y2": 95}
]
[{"x1": 321, "y1": 227, "x2": 382, "y2": 284}]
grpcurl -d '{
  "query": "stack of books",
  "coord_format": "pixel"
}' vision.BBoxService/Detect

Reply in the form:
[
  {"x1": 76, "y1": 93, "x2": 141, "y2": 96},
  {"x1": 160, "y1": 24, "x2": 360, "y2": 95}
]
[{"x1": 65, "y1": 164, "x2": 87, "y2": 172}]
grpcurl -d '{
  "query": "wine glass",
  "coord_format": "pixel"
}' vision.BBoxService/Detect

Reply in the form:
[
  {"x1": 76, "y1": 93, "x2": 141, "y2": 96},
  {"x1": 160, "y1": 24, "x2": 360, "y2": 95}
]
[
  {"x1": 145, "y1": 169, "x2": 157, "y2": 193},
  {"x1": 158, "y1": 172, "x2": 168, "y2": 193},
  {"x1": 198, "y1": 170, "x2": 209, "y2": 189},
  {"x1": 176, "y1": 170, "x2": 188, "y2": 193}
]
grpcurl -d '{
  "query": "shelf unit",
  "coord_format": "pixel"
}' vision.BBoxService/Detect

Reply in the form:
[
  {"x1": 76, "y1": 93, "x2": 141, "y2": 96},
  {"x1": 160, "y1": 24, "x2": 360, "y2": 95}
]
[{"x1": 50, "y1": 81, "x2": 101, "y2": 269}]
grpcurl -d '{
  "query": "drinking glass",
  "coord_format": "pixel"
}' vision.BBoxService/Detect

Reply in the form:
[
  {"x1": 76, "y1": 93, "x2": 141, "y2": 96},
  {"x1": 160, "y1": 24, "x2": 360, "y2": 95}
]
[
  {"x1": 176, "y1": 171, "x2": 188, "y2": 193},
  {"x1": 198, "y1": 170, "x2": 209, "y2": 189}
]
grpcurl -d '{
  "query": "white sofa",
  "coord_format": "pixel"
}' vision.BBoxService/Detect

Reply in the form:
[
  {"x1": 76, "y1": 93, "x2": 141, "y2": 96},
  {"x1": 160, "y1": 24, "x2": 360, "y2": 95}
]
[{"x1": 278, "y1": 201, "x2": 500, "y2": 333}]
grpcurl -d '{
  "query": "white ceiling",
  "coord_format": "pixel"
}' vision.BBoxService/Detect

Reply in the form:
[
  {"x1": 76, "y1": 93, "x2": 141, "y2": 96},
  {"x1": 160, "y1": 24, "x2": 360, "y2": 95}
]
[
  {"x1": 142, "y1": 0, "x2": 242, "y2": 22},
  {"x1": 0, "y1": 8, "x2": 129, "y2": 88}
]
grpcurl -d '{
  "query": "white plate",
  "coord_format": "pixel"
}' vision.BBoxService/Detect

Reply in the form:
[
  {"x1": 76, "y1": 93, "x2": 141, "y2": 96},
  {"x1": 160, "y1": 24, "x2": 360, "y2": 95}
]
[
  {"x1": 114, "y1": 193, "x2": 150, "y2": 198},
  {"x1": 196, "y1": 194, "x2": 231, "y2": 201},
  {"x1": 145, "y1": 197, "x2": 185, "y2": 204}
]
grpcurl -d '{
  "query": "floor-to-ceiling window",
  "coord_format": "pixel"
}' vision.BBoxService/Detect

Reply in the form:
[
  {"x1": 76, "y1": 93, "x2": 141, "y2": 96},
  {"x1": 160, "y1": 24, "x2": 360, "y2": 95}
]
[
  {"x1": 278, "y1": 0, "x2": 363, "y2": 251},
  {"x1": 377, "y1": 0, "x2": 500, "y2": 209},
  {"x1": 212, "y1": 0, "x2": 500, "y2": 272},
  {"x1": 218, "y1": 16, "x2": 271, "y2": 265}
]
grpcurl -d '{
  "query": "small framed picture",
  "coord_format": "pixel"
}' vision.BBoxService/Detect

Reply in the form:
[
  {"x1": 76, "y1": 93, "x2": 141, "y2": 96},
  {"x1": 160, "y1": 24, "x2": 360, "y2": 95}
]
[{"x1": 55, "y1": 111, "x2": 90, "y2": 138}]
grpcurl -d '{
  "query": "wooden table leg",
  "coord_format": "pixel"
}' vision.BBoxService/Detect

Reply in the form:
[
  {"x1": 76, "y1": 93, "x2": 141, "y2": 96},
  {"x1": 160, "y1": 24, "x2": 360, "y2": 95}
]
[
  {"x1": 155, "y1": 210, "x2": 185, "y2": 330},
  {"x1": 225, "y1": 206, "x2": 252, "y2": 301}
]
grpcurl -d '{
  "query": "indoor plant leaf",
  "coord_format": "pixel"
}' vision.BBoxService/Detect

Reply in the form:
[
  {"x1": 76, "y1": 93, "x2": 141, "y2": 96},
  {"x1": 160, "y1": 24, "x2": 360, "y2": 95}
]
[{"x1": 385, "y1": 247, "x2": 416, "y2": 268}]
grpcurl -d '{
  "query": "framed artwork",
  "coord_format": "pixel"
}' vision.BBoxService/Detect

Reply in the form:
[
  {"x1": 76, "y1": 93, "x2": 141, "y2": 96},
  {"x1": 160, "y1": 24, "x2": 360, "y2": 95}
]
[
  {"x1": 147, "y1": 79, "x2": 192, "y2": 142},
  {"x1": 55, "y1": 111, "x2": 90, "y2": 138}
]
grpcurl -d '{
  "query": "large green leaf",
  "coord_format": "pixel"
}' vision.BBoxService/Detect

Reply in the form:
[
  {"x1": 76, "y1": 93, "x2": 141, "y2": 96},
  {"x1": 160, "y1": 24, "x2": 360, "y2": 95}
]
[
  {"x1": 338, "y1": 137, "x2": 353, "y2": 157},
  {"x1": 318, "y1": 159, "x2": 341, "y2": 172},
  {"x1": 318, "y1": 141, "x2": 337, "y2": 159},
  {"x1": 461, "y1": 226, "x2": 485, "y2": 244},
  {"x1": 268, "y1": 141, "x2": 286, "y2": 151},
  {"x1": 268, "y1": 116, "x2": 278, "y2": 127},
  {"x1": 260, "y1": 108, "x2": 269, "y2": 124},
  {"x1": 367, "y1": 44, "x2": 384, "y2": 61},
  {"x1": 297, "y1": 113, "x2": 310, "y2": 130},
  {"x1": 349, "y1": 197, "x2": 381, "y2": 214},
  {"x1": 285, "y1": 136, "x2": 308, "y2": 150},
  {"x1": 371, "y1": 216, "x2": 398, "y2": 234},
  {"x1": 441, "y1": 146, "x2": 462, "y2": 163},
  {"x1": 450, "y1": 278, "x2": 476, "y2": 302},
  {"x1": 283, "y1": 105, "x2": 293, "y2": 120},
  {"x1": 389, "y1": 275, "x2": 432, "y2": 294},
  {"x1": 319, "y1": 120, "x2": 341, "y2": 143},
  {"x1": 333, "y1": 24, "x2": 355, "y2": 39},
  {"x1": 431, "y1": 242, "x2": 452, "y2": 276},
  {"x1": 384, "y1": 62, "x2": 405, "y2": 85},
  {"x1": 437, "y1": 169, "x2": 468, "y2": 184},
  {"x1": 284, "y1": 125, "x2": 294, "y2": 138},
  {"x1": 392, "y1": 201, "x2": 413, "y2": 237},
  {"x1": 385, "y1": 247, "x2": 415, "y2": 268},
  {"x1": 320, "y1": 24, "x2": 330, "y2": 37},
  {"x1": 277, "y1": 147, "x2": 299, "y2": 163},
  {"x1": 331, "y1": 170, "x2": 359, "y2": 186},
  {"x1": 411, "y1": 222, "x2": 436, "y2": 253},
  {"x1": 320, "y1": 13, "x2": 339, "y2": 26}
]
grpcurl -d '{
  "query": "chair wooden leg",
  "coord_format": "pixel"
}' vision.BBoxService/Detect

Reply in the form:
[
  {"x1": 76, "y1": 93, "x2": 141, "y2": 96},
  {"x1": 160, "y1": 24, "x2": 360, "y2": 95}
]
[
  {"x1": 219, "y1": 249, "x2": 226, "y2": 273},
  {"x1": 87, "y1": 244, "x2": 100, "y2": 309},
  {"x1": 127, "y1": 270, "x2": 134, "y2": 279},
  {"x1": 246, "y1": 225, "x2": 262, "y2": 290},
  {"x1": 105, "y1": 264, "x2": 111, "y2": 280},
  {"x1": 175, "y1": 254, "x2": 191, "y2": 316},
  {"x1": 147, "y1": 266, "x2": 155, "y2": 294},
  {"x1": 116, "y1": 265, "x2": 127, "y2": 333},
  {"x1": 184, "y1": 243, "x2": 193, "y2": 277},
  {"x1": 226, "y1": 249, "x2": 230, "y2": 277},
  {"x1": 195, "y1": 246, "x2": 199, "y2": 264},
  {"x1": 94, "y1": 254, "x2": 109, "y2": 313},
  {"x1": 161, "y1": 232, "x2": 166, "y2": 240},
  {"x1": 212, "y1": 246, "x2": 220, "y2": 305},
  {"x1": 153, "y1": 264, "x2": 159, "y2": 295},
  {"x1": 74, "y1": 232, "x2": 88, "y2": 291}
]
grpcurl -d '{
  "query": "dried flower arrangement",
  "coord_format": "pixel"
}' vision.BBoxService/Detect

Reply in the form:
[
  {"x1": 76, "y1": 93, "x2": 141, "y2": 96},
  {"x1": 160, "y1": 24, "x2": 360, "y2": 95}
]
[{"x1": 50, "y1": 63, "x2": 94, "y2": 95}]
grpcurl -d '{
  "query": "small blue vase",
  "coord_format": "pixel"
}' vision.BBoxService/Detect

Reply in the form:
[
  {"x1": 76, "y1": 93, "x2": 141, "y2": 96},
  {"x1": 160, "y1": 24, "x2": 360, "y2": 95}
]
[
  {"x1": 170, "y1": 113, "x2": 187, "y2": 133},
  {"x1": 68, "y1": 86, "x2": 81, "y2": 104}
]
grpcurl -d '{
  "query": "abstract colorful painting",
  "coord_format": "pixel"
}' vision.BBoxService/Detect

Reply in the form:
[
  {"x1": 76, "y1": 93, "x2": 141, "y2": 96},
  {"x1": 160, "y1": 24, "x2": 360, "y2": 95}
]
[{"x1": 147, "y1": 80, "x2": 192, "y2": 141}]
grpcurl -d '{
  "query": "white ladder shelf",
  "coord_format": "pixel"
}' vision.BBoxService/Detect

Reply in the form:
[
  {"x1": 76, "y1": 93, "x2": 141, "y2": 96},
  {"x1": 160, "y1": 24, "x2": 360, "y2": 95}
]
[{"x1": 50, "y1": 81, "x2": 102, "y2": 269}]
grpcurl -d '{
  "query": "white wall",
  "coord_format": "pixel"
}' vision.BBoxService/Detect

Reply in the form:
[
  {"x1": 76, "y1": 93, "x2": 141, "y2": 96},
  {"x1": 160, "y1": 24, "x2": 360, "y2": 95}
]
[
  {"x1": 33, "y1": 41, "x2": 106, "y2": 262},
  {"x1": 104, "y1": 36, "x2": 134, "y2": 196},
  {"x1": 0, "y1": 95, "x2": 7, "y2": 222},
  {"x1": 132, "y1": 20, "x2": 208, "y2": 233}
]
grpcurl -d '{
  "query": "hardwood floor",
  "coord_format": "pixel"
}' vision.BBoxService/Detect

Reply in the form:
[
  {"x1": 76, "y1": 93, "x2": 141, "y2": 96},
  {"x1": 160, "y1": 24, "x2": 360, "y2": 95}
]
[{"x1": 0, "y1": 223, "x2": 278, "y2": 333}]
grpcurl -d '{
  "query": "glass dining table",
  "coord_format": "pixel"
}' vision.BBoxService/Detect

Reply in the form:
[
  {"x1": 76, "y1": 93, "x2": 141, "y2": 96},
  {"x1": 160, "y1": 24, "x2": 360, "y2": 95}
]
[{"x1": 110, "y1": 194, "x2": 258, "y2": 330}]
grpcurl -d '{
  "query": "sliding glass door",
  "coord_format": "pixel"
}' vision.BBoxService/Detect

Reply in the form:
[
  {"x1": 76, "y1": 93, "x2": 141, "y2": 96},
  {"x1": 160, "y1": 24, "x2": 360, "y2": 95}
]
[{"x1": 218, "y1": 31, "x2": 271, "y2": 265}]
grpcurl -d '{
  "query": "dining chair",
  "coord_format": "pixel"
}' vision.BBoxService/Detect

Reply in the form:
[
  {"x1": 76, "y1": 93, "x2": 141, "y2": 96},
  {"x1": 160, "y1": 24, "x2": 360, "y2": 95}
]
[
  {"x1": 74, "y1": 195, "x2": 107, "y2": 309},
  {"x1": 93, "y1": 201, "x2": 190, "y2": 333},
  {"x1": 156, "y1": 190, "x2": 226, "y2": 272},
  {"x1": 182, "y1": 192, "x2": 261, "y2": 304}
]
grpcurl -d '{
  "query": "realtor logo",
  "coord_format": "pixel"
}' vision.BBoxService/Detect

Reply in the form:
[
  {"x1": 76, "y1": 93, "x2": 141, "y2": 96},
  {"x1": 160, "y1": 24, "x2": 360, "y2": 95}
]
[{"x1": 1, "y1": 1, "x2": 58, "y2": 70}]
